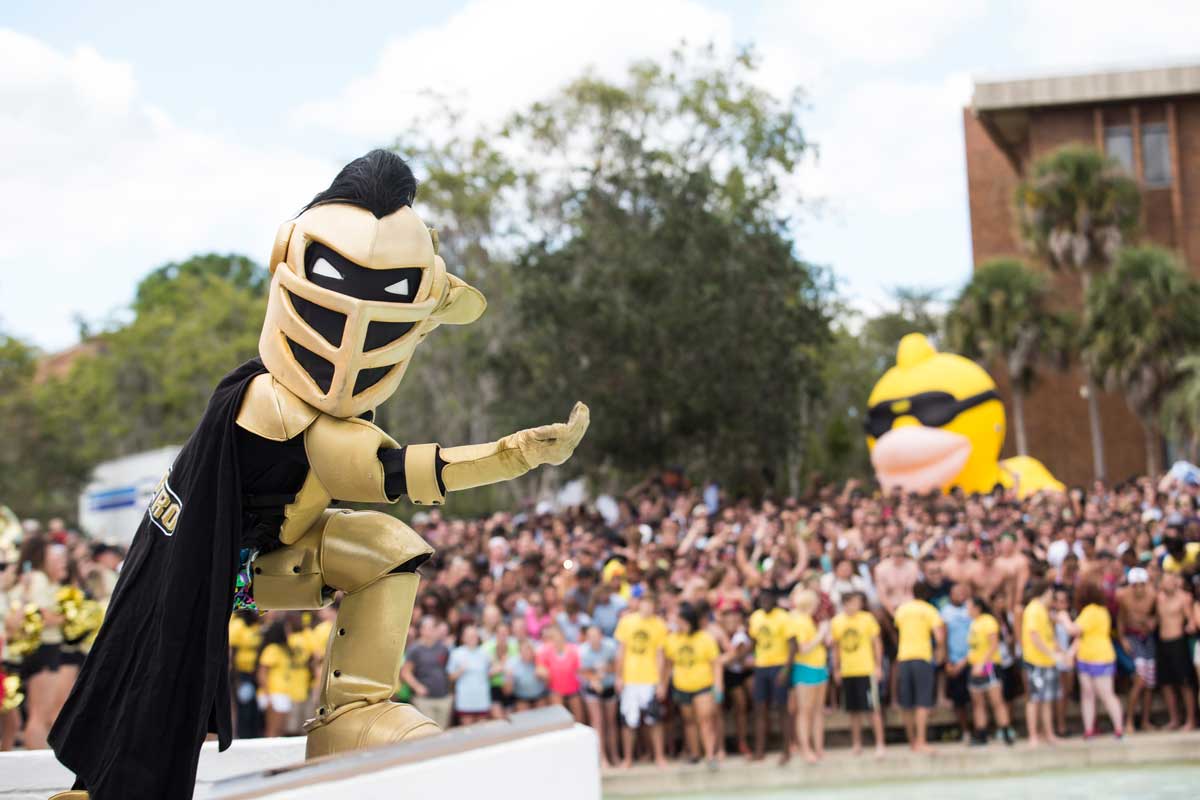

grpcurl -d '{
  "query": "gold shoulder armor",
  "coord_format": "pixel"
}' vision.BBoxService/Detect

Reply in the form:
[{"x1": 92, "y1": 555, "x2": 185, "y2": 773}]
[
  {"x1": 304, "y1": 415, "x2": 400, "y2": 503},
  {"x1": 236, "y1": 373, "x2": 320, "y2": 441}
]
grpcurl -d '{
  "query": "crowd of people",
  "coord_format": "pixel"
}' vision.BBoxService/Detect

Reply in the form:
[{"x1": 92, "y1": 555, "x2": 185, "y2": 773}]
[{"x1": 4, "y1": 470, "x2": 1200, "y2": 771}]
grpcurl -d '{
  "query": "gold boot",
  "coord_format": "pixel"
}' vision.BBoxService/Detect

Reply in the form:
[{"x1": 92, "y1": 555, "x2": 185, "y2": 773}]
[
  {"x1": 304, "y1": 570, "x2": 439, "y2": 758},
  {"x1": 305, "y1": 701, "x2": 439, "y2": 758}
]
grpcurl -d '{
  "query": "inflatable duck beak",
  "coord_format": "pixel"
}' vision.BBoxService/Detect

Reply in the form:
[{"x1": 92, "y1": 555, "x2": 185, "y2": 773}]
[{"x1": 871, "y1": 423, "x2": 972, "y2": 493}]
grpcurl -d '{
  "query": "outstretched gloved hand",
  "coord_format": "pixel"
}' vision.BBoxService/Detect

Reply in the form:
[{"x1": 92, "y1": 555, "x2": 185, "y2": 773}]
[{"x1": 505, "y1": 402, "x2": 590, "y2": 469}]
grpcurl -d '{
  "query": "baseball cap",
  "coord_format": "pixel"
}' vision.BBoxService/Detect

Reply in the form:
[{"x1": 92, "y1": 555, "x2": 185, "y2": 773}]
[{"x1": 1127, "y1": 567, "x2": 1149, "y2": 585}]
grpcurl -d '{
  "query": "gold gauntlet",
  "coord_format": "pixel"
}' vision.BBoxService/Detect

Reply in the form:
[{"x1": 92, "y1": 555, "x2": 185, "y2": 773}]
[
  {"x1": 439, "y1": 437, "x2": 534, "y2": 493},
  {"x1": 434, "y1": 402, "x2": 590, "y2": 495}
]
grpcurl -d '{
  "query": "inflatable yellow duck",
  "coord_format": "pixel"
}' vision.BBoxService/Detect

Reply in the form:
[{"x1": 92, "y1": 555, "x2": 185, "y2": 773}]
[{"x1": 866, "y1": 333, "x2": 1063, "y2": 498}]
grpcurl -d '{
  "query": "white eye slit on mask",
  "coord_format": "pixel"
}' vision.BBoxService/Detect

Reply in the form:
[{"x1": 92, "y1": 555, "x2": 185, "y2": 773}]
[
  {"x1": 312, "y1": 258, "x2": 344, "y2": 280},
  {"x1": 384, "y1": 278, "x2": 410, "y2": 297}
]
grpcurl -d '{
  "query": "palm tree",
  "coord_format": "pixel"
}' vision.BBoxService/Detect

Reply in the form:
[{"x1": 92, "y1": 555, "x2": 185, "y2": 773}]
[
  {"x1": 1015, "y1": 144, "x2": 1141, "y2": 481},
  {"x1": 946, "y1": 259, "x2": 1073, "y2": 457},
  {"x1": 1082, "y1": 246, "x2": 1200, "y2": 476},
  {"x1": 1162, "y1": 354, "x2": 1200, "y2": 464}
]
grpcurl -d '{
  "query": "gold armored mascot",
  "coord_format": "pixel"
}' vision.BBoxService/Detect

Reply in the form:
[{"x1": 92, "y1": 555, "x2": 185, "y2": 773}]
[{"x1": 48, "y1": 151, "x2": 589, "y2": 800}]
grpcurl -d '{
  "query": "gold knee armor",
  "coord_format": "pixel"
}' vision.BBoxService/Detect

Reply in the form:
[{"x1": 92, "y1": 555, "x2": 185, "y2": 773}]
[{"x1": 253, "y1": 509, "x2": 438, "y2": 757}]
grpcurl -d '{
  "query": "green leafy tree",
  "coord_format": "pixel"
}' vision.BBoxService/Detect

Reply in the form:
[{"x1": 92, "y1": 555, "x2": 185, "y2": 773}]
[
  {"x1": 1014, "y1": 144, "x2": 1142, "y2": 481},
  {"x1": 1082, "y1": 246, "x2": 1200, "y2": 476},
  {"x1": 500, "y1": 45, "x2": 832, "y2": 493},
  {"x1": 5, "y1": 255, "x2": 268, "y2": 523},
  {"x1": 0, "y1": 334, "x2": 84, "y2": 520},
  {"x1": 946, "y1": 258, "x2": 1073, "y2": 456}
]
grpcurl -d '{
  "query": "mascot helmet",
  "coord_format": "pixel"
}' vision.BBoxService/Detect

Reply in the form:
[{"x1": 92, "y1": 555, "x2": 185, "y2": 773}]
[{"x1": 260, "y1": 150, "x2": 486, "y2": 418}]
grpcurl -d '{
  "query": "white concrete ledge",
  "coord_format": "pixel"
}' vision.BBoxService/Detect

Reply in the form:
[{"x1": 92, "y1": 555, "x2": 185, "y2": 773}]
[{"x1": 973, "y1": 64, "x2": 1200, "y2": 110}]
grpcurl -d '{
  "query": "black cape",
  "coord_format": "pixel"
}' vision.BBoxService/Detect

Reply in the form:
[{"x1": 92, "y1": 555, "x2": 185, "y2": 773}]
[{"x1": 50, "y1": 359, "x2": 266, "y2": 800}]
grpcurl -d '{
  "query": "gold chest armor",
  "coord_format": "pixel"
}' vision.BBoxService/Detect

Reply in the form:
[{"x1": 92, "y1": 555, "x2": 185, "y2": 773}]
[{"x1": 235, "y1": 373, "x2": 401, "y2": 544}]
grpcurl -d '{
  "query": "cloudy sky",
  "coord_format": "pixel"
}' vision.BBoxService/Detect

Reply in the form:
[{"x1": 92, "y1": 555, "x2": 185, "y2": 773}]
[{"x1": 3, "y1": 0, "x2": 1198, "y2": 349}]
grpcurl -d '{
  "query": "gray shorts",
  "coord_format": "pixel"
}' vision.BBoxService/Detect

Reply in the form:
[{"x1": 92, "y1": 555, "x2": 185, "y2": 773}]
[
  {"x1": 1023, "y1": 662, "x2": 1061, "y2": 702},
  {"x1": 897, "y1": 659, "x2": 936, "y2": 709}
]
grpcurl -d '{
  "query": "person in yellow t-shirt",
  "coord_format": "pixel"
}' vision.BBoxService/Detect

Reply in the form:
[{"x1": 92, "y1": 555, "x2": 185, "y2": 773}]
[
  {"x1": 284, "y1": 625, "x2": 315, "y2": 731},
  {"x1": 304, "y1": 606, "x2": 336, "y2": 709},
  {"x1": 748, "y1": 590, "x2": 794, "y2": 763},
  {"x1": 965, "y1": 596, "x2": 1013, "y2": 745},
  {"x1": 663, "y1": 603, "x2": 721, "y2": 766},
  {"x1": 1020, "y1": 579, "x2": 1061, "y2": 747},
  {"x1": 614, "y1": 593, "x2": 668, "y2": 768},
  {"x1": 256, "y1": 617, "x2": 295, "y2": 738},
  {"x1": 786, "y1": 588, "x2": 829, "y2": 764},
  {"x1": 892, "y1": 582, "x2": 945, "y2": 754},
  {"x1": 228, "y1": 610, "x2": 264, "y2": 738},
  {"x1": 1060, "y1": 582, "x2": 1124, "y2": 738},
  {"x1": 830, "y1": 591, "x2": 884, "y2": 757}
]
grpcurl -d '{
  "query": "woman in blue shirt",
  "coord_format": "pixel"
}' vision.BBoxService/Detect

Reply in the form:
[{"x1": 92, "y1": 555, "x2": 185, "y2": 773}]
[
  {"x1": 579, "y1": 625, "x2": 619, "y2": 767},
  {"x1": 448, "y1": 625, "x2": 496, "y2": 725}
]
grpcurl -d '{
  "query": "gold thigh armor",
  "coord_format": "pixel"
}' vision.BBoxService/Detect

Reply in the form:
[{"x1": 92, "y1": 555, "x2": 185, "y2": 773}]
[{"x1": 253, "y1": 509, "x2": 438, "y2": 758}]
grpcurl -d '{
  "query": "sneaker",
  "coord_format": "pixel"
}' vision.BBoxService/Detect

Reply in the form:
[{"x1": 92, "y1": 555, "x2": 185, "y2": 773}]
[
  {"x1": 969, "y1": 731, "x2": 989, "y2": 747},
  {"x1": 1002, "y1": 727, "x2": 1016, "y2": 746}
]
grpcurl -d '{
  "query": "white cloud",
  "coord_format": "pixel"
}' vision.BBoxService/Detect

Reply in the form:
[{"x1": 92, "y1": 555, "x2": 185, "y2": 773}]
[
  {"x1": 814, "y1": 72, "x2": 974, "y2": 217},
  {"x1": 1009, "y1": 0, "x2": 1200, "y2": 75},
  {"x1": 760, "y1": 0, "x2": 987, "y2": 67},
  {"x1": 292, "y1": 0, "x2": 733, "y2": 139},
  {"x1": 0, "y1": 30, "x2": 333, "y2": 349}
]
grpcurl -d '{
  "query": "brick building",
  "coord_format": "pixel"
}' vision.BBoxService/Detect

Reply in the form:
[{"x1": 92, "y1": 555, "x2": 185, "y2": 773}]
[{"x1": 963, "y1": 63, "x2": 1200, "y2": 486}]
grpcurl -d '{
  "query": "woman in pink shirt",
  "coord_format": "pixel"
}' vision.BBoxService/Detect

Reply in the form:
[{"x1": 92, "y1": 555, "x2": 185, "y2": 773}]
[
  {"x1": 524, "y1": 593, "x2": 554, "y2": 640},
  {"x1": 536, "y1": 625, "x2": 584, "y2": 722}
]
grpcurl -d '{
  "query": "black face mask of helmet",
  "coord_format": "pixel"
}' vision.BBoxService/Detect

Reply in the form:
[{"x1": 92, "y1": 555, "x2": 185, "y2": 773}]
[{"x1": 283, "y1": 242, "x2": 424, "y2": 394}]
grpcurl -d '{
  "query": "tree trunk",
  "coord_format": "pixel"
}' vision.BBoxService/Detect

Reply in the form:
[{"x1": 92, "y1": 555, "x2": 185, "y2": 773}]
[
  {"x1": 1080, "y1": 271, "x2": 1107, "y2": 483},
  {"x1": 1012, "y1": 386, "x2": 1029, "y2": 457},
  {"x1": 1143, "y1": 420, "x2": 1163, "y2": 477},
  {"x1": 1086, "y1": 382, "x2": 1106, "y2": 482}
]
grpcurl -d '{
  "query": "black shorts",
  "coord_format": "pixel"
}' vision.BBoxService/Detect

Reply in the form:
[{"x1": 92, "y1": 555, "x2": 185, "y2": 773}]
[
  {"x1": 999, "y1": 663, "x2": 1024, "y2": 701},
  {"x1": 752, "y1": 666, "x2": 789, "y2": 707},
  {"x1": 582, "y1": 685, "x2": 616, "y2": 701},
  {"x1": 490, "y1": 685, "x2": 509, "y2": 705},
  {"x1": 946, "y1": 667, "x2": 970, "y2": 708},
  {"x1": 897, "y1": 660, "x2": 935, "y2": 709},
  {"x1": 723, "y1": 668, "x2": 750, "y2": 691},
  {"x1": 1157, "y1": 637, "x2": 1196, "y2": 687},
  {"x1": 672, "y1": 686, "x2": 712, "y2": 706},
  {"x1": 60, "y1": 647, "x2": 86, "y2": 667},
  {"x1": 842, "y1": 675, "x2": 877, "y2": 712},
  {"x1": 20, "y1": 644, "x2": 62, "y2": 679}
]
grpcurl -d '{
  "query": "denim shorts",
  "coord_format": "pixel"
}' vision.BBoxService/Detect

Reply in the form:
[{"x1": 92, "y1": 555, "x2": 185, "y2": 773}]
[
  {"x1": 791, "y1": 663, "x2": 828, "y2": 686},
  {"x1": 1077, "y1": 659, "x2": 1115, "y2": 678}
]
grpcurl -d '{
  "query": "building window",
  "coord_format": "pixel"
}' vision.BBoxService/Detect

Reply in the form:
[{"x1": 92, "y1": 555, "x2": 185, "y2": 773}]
[
  {"x1": 1104, "y1": 125, "x2": 1134, "y2": 174},
  {"x1": 1142, "y1": 122, "x2": 1172, "y2": 187}
]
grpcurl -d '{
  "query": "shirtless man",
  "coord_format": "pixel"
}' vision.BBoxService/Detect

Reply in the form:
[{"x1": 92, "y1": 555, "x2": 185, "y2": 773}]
[
  {"x1": 1117, "y1": 568, "x2": 1158, "y2": 731},
  {"x1": 874, "y1": 541, "x2": 919, "y2": 703},
  {"x1": 969, "y1": 540, "x2": 1008, "y2": 605},
  {"x1": 995, "y1": 533, "x2": 1029, "y2": 611},
  {"x1": 1156, "y1": 571, "x2": 1197, "y2": 730},
  {"x1": 874, "y1": 542, "x2": 920, "y2": 617},
  {"x1": 941, "y1": 533, "x2": 975, "y2": 587}
]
